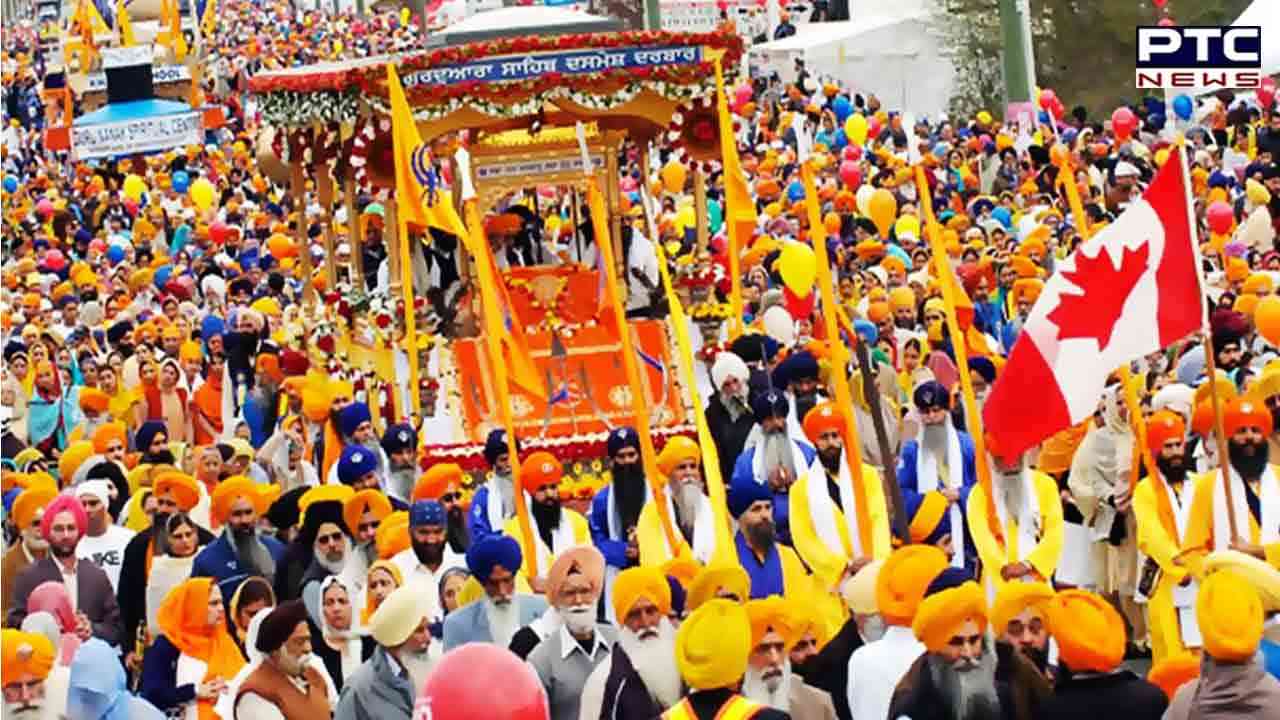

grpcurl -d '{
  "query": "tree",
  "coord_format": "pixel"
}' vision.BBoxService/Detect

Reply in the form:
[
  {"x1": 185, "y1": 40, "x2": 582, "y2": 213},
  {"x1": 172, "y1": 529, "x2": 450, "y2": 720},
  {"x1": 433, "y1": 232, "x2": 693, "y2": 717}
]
[{"x1": 936, "y1": 0, "x2": 1253, "y2": 121}]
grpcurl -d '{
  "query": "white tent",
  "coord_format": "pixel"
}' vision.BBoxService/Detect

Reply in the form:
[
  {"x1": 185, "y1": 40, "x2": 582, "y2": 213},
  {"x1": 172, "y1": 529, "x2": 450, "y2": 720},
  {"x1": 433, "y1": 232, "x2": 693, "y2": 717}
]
[
  {"x1": 748, "y1": 14, "x2": 954, "y2": 117},
  {"x1": 426, "y1": 6, "x2": 621, "y2": 47}
]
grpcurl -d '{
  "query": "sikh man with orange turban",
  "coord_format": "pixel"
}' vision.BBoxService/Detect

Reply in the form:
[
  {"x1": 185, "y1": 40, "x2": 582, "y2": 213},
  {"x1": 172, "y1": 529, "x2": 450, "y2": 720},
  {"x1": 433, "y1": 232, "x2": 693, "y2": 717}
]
[
  {"x1": 740, "y1": 596, "x2": 837, "y2": 718},
  {"x1": 190, "y1": 477, "x2": 285, "y2": 600},
  {"x1": 1, "y1": 628, "x2": 58, "y2": 718},
  {"x1": 502, "y1": 451, "x2": 590, "y2": 587},
  {"x1": 638, "y1": 436, "x2": 718, "y2": 566},
  {"x1": 1182, "y1": 396, "x2": 1280, "y2": 571},
  {"x1": 790, "y1": 402, "x2": 892, "y2": 595},
  {"x1": 1132, "y1": 410, "x2": 1199, "y2": 663}
]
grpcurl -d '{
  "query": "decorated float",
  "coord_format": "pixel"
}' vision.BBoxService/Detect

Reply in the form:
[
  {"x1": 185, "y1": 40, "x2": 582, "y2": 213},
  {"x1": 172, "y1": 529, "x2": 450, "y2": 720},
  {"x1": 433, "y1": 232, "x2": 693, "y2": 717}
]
[{"x1": 247, "y1": 7, "x2": 745, "y2": 480}]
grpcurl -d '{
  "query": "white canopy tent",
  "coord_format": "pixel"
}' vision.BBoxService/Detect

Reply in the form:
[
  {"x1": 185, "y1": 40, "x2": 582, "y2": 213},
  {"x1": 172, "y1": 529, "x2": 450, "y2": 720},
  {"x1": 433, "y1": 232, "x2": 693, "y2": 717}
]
[
  {"x1": 748, "y1": 13, "x2": 955, "y2": 117},
  {"x1": 426, "y1": 6, "x2": 621, "y2": 47}
]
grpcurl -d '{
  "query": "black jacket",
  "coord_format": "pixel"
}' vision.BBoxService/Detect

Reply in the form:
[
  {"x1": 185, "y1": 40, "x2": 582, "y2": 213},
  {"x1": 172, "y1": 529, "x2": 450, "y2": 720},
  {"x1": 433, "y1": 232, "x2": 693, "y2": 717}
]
[
  {"x1": 1038, "y1": 668, "x2": 1167, "y2": 720},
  {"x1": 705, "y1": 394, "x2": 754, "y2": 485},
  {"x1": 887, "y1": 642, "x2": 1052, "y2": 720},
  {"x1": 796, "y1": 618, "x2": 864, "y2": 720}
]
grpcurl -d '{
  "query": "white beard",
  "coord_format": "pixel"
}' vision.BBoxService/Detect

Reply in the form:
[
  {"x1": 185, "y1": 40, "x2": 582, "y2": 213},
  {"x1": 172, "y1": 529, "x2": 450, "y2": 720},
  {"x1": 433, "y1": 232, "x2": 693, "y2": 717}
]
[
  {"x1": 484, "y1": 597, "x2": 520, "y2": 648},
  {"x1": 495, "y1": 473, "x2": 516, "y2": 517},
  {"x1": 315, "y1": 540, "x2": 350, "y2": 575},
  {"x1": 998, "y1": 472, "x2": 1025, "y2": 519},
  {"x1": 619, "y1": 620, "x2": 683, "y2": 709},
  {"x1": 2, "y1": 701, "x2": 44, "y2": 718},
  {"x1": 922, "y1": 423, "x2": 948, "y2": 456},
  {"x1": 760, "y1": 431, "x2": 796, "y2": 479},
  {"x1": 400, "y1": 648, "x2": 436, "y2": 690},
  {"x1": 674, "y1": 482, "x2": 703, "y2": 532},
  {"x1": 741, "y1": 662, "x2": 791, "y2": 711}
]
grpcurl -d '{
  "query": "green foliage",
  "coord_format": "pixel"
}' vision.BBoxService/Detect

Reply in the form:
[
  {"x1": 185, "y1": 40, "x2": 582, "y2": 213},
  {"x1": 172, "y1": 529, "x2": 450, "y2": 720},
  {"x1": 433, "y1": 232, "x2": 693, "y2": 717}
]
[{"x1": 938, "y1": 0, "x2": 1253, "y2": 121}]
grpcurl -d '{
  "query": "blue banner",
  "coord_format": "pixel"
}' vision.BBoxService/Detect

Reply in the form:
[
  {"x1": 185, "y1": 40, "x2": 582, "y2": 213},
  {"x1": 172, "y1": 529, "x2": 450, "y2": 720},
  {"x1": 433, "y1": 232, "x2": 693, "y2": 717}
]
[{"x1": 401, "y1": 45, "x2": 704, "y2": 88}]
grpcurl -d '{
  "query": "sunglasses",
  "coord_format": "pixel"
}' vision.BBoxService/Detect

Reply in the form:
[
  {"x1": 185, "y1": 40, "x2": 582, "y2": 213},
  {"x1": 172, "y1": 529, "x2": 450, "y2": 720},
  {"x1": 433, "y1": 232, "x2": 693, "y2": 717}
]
[{"x1": 440, "y1": 492, "x2": 461, "y2": 503}]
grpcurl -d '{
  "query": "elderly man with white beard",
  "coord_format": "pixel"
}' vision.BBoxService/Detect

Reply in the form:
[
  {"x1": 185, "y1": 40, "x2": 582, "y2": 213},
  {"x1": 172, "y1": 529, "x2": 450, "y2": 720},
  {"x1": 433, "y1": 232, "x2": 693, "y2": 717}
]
[
  {"x1": 705, "y1": 351, "x2": 755, "y2": 487},
  {"x1": 888, "y1": 569, "x2": 1006, "y2": 720},
  {"x1": 742, "y1": 597, "x2": 837, "y2": 719},
  {"x1": 578, "y1": 566, "x2": 684, "y2": 720},
  {"x1": 296, "y1": 494, "x2": 357, "y2": 629},
  {"x1": 732, "y1": 389, "x2": 816, "y2": 546},
  {"x1": 442, "y1": 534, "x2": 548, "y2": 650},
  {"x1": 1, "y1": 629, "x2": 60, "y2": 720},
  {"x1": 897, "y1": 381, "x2": 977, "y2": 568},
  {"x1": 335, "y1": 584, "x2": 435, "y2": 720},
  {"x1": 637, "y1": 436, "x2": 718, "y2": 565},
  {"x1": 325, "y1": 402, "x2": 390, "y2": 486},
  {"x1": 527, "y1": 546, "x2": 615, "y2": 720}
]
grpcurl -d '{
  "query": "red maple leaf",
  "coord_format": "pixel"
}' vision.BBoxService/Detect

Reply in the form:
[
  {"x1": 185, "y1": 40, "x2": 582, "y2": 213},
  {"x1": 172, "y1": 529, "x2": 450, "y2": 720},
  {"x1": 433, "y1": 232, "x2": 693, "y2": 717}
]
[{"x1": 1047, "y1": 242, "x2": 1150, "y2": 349}]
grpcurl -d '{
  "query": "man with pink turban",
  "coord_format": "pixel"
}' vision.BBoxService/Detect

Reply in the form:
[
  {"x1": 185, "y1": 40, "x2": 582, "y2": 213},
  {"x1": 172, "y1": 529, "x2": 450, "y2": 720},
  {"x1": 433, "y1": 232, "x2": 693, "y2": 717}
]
[{"x1": 6, "y1": 494, "x2": 122, "y2": 648}]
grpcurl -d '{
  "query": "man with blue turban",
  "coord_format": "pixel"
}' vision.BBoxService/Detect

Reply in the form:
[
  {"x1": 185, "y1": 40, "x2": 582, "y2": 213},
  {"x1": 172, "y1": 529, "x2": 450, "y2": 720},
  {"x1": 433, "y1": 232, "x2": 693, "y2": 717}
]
[
  {"x1": 325, "y1": 402, "x2": 388, "y2": 486},
  {"x1": 590, "y1": 426, "x2": 645, "y2": 620},
  {"x1": 772, "y1": 350, "x2": 825, "y2": 439},
  {"x1": 468, "y1": 428, "x2": 521, "y2": 544},
  {"x1": 728, "y1": 473, "x2": 810, "y2": 602},
  {"x1": 443, "y1": 535, "x2": 547, "y2": 650},
  {"x1": 897, "y1": 380, "x2": 977, "y2": 569},
  {"x1": 391, "y1": 500, "x2": 466, "y2": 625},
  {"x1": 731, "y1": 389, "x2": 816, "y2": 546}
]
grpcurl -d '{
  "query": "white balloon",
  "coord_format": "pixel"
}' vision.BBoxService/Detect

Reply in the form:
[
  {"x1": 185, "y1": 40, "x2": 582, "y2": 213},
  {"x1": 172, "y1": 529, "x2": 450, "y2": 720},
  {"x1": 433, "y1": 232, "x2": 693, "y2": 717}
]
[
  {"x1": 1238, "y1": 205, "x2": 1275, "y2": 249},
  {"x1": 762, "y1": 305, "x2": 796, "y2": 347},
  {"x1": 855, "y1": 185, "x2": 875, "y2": 217}
]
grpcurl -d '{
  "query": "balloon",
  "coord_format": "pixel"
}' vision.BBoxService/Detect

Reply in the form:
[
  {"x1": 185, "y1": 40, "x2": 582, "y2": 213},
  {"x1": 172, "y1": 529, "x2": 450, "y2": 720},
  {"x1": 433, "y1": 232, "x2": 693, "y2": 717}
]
[
  {"x1": 153, "y1": 264, "x2": 174, "y2": 290},
  {"x1": 894, "y1": 215, "x2": 920, "y2": 240},
  {"x1": 991, "y1": 206, "x2": 1013, "y2": 230},
  {"x1": 832, "y1": 96, "x2": 852, "y2": 122},
  {"x1": 420, "y1": 645, "x2": 548, "y2": 720},
  {"x1": 122, "y1": 174, "x2": 147, "y2": 202},
  {"x1": 1259, "y1": 76, "x2": 1277, "y2": 110},
  {"x1": 868, "y1": 188, "x2": 897, "y2": 236},
  {"x1": 1255, "y1": 296, "x2": 1280, "y2": 346},
  {"x1": 762, "y1": 305, "x2": 796, "y2": 345},
  {"x1": 268, "y1": 233, "x2": 297, "y2": 259},
  {"x1": 778, "y1": 242, "x2": 817, "y2": 296},
  {"x1": 106, "y1": 245, "x2": 125, "y2": 264},
  {"x1": 1152, "y1": 0, "x2": 1168, "y2": 6},
  {"x1": 661, "y1": 160, "x2": 686, "y2": 194},
  {"x1": 42, "y1": 249, "x2": 66, "y2": 272},
  {"x1": 1154, "y1": 148, "x2": 1170, "y2": 167},
  {"x1": 1111, "y1": 107, "x2": 1137, "y2": 141},
  {"x1": 867, "y1": 115, "x2": 882, "y2": 140},
  {"x1": 619, "y1": 176, "x2": 637, "y2": 192},
  {"x1": 1147, "y1": 113, "x2": 1166, "y2": 131},
  {"x1": 1207, "y1": 201, "x2": 1234, "y2": 235},
  {"x1": 171, "y1": 170, "x2": 191, "y2": 194},
  {"x1": 786, "y1": 180, "x2": 805, "y2": 203},
  {"x1": 855, "y1": 185, "x2": 875, "y2": 216},
  {"x1": 839, "y1": 160, "x2": 862, "y2": 189},
  {"x1": 1039, "y1": 89, "x2": 1057, "y2": 108},
  {"x1": 2, "y1": 176, "x2": 16, "y2": 193},
  {"x1": 832, "y1": 129, "x2": 847, "y2": 150},
  {"x1": 844, "y1": 114, "x2": 868, "y2": 146},
  {"x1": 1247, "y1": 179, "x2": 1272, "y2": 206},
  {"x1": 35, "y1": 198, "x2": 54, "y2": 217},
  {"x1": 675, "y1": 205, "x2": 696, "y2": 233},
  {"x1": 399, "y1": 7, "x2": 410, "y2": 25},
  {"x1": 734, "y1": 84, "x2": 753, "y2": 107},
  {"x1": 842, "y1": 145, "x2": 862, "y2": 162},
  {"x1": 976, "y1": 110, "x2": 992, "y2": 125},
  {"x1": 1157, "y1": 16, "x2": 1174, "y2": 27},
  {"x1": 189, "y1": 177, "x2": 215, "y2": 211},
  {"x1": 1171, "y1": 94, "x2": 1193, "y2": 121},
  {"x1": 708, "y1": 200, "x2": 723, "y2": 234},
  {"x1": 1240, "y1": 205, "x2": 1276, "y2": 249}
]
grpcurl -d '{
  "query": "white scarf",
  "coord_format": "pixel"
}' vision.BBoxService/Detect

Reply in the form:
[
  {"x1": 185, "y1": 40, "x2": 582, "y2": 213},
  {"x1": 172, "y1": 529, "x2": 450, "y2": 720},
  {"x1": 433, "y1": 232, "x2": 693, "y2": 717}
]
[
  {"x1": 658, "y1": 491, "x2": 716, "y2": 564},
  {"x1": 1210, "y1": 465, "x2": 1280, "y2": 551},
  {"x1": 1162, "y1": 475, "x2": 1194, "y2": 542},
  {"x1": 524, "y1": 495, "x2": 579, "y2": 573},
  {"x1": 915, "y1": 422, "x2": 966, "y2": 569},
  {"x1": 991, "y1": 469, "x2": 1041, "y2": 565},
  {"x1": 175, "y1": 654, "x2": 209, "y2": 720},
  {"x1": 805, "y1": 451, "x2": 864, "y2": 558}
]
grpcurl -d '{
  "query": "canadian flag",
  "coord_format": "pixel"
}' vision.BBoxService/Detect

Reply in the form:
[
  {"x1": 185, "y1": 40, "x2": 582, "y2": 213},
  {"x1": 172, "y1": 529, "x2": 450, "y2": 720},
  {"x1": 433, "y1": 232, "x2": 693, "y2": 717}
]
[{"x1": 983, "y1": 145, "x2": 1205, "y2": 457}]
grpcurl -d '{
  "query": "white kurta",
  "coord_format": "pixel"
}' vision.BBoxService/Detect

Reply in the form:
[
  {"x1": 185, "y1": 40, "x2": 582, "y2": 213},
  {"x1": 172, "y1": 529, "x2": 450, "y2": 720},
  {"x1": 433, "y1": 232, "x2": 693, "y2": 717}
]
[{"x1": 845, "y1": 625, "x2": 924, "y2": 720}]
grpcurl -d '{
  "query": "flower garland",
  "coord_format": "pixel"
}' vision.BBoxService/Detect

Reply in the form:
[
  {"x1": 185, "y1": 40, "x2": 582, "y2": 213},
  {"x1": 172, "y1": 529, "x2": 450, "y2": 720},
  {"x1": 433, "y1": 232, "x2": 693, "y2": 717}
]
[
  {"x1": 419, "y1": 424, "x2": 699, "y2": 471},
  {"x1": 259, "y1": 89, "x2": 360, "y2": 127},
  {"x1": 349, "y1": 116, "x2": 394, "y2": 190}
]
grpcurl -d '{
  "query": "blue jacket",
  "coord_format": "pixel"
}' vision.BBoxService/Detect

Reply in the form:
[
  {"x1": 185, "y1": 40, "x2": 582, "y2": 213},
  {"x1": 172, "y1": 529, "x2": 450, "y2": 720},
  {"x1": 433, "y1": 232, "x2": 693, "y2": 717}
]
[
  {"x1": 190, "y1": 531, "x2": 286, "y2": 601},
  {"x1": 589, "y1": 487, "x2": 631, "y2": 570},
  {"x1": 467, "y1": 484, "x2": 504, "y2": 545},
  {"x1": 139, "y1": 635, "x2": 196, "y2": 713},
  {"x1": 442, "y1": 593, "x2": 548, "y2": 652},
  {"x1": 730, "y1": 441, "x2": 815, "y2": 547}
]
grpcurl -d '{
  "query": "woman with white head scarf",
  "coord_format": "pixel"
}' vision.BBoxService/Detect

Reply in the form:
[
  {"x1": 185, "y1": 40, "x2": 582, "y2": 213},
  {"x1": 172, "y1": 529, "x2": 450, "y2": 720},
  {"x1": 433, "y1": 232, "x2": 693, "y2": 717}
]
[{"x1": 312, "y1": 575, "x2": 374, "y2": 691}]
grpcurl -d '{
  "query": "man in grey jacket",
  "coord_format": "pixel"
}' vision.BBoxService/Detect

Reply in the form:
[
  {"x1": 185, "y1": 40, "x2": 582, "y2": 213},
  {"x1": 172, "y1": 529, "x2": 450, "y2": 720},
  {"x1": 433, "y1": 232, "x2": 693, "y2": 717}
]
[
  {"x1": 443, "y1": 534, "x2": 547, "y2": 650},
  {"x1": 336, "y1": 584, "x2": 433, "y2": 720}
]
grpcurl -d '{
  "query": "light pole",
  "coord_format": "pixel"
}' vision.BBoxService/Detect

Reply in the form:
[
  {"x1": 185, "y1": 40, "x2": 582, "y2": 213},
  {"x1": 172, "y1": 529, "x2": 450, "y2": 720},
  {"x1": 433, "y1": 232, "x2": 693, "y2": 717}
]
[{"x1": 998, "y1": 0, "x2": 1036, "y2": 106}]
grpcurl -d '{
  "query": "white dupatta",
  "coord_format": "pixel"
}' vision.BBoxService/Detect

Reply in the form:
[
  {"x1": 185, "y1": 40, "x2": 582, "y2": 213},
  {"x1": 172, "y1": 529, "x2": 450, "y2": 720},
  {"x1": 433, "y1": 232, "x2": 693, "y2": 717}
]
[
  {"x1": 806, "y1": 452, "x2": 865, "y2": 558},
  {"x1": 914, "y1": 423, "x2": 966, "y2": 569},
  {"x1": 1211, "y1": 466, "x2": 1280, "y2": 551},
  {"x1": 524, "y1": 495, "x2": 580, "y2": 574}
]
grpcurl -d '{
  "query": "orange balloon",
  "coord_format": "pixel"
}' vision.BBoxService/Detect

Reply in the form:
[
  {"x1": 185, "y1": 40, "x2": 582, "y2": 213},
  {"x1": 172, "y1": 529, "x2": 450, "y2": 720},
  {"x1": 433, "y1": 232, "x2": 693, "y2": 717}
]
[
  {"x1": 868, "y1": 188, "x2": 897, "y2": 237},
  {"x1": 1256, "y1": 295, "x2": 1280, "y2": 346},
  {"x1": 823, "y1": 212, "x2": 841, "y2": 234},
  {"x1": 1049, "y1": 144, "x2": 1070, "y2": 167},
  {"x1": 268, "y1": 233, "x2": 297, "y2": 259}
]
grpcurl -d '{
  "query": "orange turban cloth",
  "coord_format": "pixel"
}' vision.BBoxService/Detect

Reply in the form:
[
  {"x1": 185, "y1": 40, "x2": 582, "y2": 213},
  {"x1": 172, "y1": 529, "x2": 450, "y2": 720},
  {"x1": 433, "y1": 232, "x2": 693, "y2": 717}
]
[
  {"x1": 656, "y1": 436, "x2": 700, "y2": 477},
  {"x1": 1145, "y1": 410, "x2": 1186, "y2": 459},
  {"x1": 1044, "y1": 590, "x2": 1125, "y2": 672},
  {"x1": 687, "y1": 563, "x2": 750, "y2": 611},
  {"x1": 876, "y1": 545, "x2": 949, "y2": 626},
  {"x1": 154, "y1": 471, "x2": 200, "y2": 512},
  {"x1": 156, "y1": 577, "x2": 246, "y2": 717},
  {"x1": 866, "y1": 301, "x2": 891, "y2": 324},
  {"x1": 1223, "y1": 396, "x2": 1271, "y2": 438},
  {"x1": 520, "y1": 451, "x2": 563, "y2": 494},
  {"x1": 990, "y1": 580, "x2": 1054, "y2": 635},
  {"x1": 210, "y1": 476, "x2": 264, "y2": 526},
  {"x1": 78, "y1": 387, "x2": 110, "y2": 414},
  {"x1": 376, "y1": 511, "x2": 410, "y2": 560},
  {"x1": 343, "y1": 489, "x2": 392, "y2": 538},
  {"x1": 802, "y1": 402, "x2": 845, "y2": 445},
  {"x1": 1197, "y1": 569, "x2": 1264, "y2": 663},
  {"x1": 913, "y1": 580, "x2": 987, "y2": 652},
  {"x1": 11, "y1": 485, "x2": 57, "y2": 533},
  {"x1": 180, "y1": 340, "x2": 204, "y2": 363},
  {"x1": 414, "y1": 463, "x2": 464, "y2": 502},
  {"x1": 1, "y1": 628, "x2": 55, "y2": 682},
  {"x1": 745, "y1": 595, "x2": 802, "y2": 649},
  {"x1": 91, "y1": 422, "x2": 127, "y2": 455},
  {"x1": 1147, "y1": 653, "x2": 1200, "y2": 700},
  {"x1": 546, "y1": 545, "x2": 606, "y2": 599}
]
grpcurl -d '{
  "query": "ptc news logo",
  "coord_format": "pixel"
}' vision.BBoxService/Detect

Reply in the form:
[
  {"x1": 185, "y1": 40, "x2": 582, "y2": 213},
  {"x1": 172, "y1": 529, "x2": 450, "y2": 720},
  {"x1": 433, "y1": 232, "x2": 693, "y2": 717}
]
[{"x1": 1136, "y1": 25, "x2": 1263, "y2": 89}]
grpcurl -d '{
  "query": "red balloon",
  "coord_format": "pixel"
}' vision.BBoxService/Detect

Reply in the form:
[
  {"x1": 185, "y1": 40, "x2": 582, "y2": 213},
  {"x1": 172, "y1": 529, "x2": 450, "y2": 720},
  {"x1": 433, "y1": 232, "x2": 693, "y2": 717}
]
[
  {"x1": 839, "y1": 160, "x2": 862, "y2": 190},
  {"x1": 1207, "y1": 201, "x2": 1234, "y2": 235},
  {"x1": 1157, "y1": 17, "x2": 1175, "y2": 27},
  {"x1": 1152, "y1": 0, "x2": 1168, "y2": 6},
  {"x1": 1048, "y1": 98, "x2": 1065, "y2": 120},
  {"x1": 1111, "y1": 107, "x2": 1137, "y2": 141},
  {"x1": 1039, "y1": 88, "x2": 1057, "y2": 108},
  {"x1": 1259, "y1": 76, "x2": 1277, "y2": 110},
  {"x1": 867, "y1": 116, "x2": 882, "y2": 140},
  {"x1": 842, "y1": 145, "x2": 862, "y2": 162},
  {"x1": 416, "y1": 644, "x2": 548, "y2": 720}
]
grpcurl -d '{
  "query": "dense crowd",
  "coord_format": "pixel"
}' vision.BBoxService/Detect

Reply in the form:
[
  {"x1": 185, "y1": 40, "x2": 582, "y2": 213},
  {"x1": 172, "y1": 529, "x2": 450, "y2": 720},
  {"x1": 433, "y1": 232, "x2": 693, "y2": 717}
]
[{"x1": 3, "y1": 2, "x2": 1280, "y2": 720}]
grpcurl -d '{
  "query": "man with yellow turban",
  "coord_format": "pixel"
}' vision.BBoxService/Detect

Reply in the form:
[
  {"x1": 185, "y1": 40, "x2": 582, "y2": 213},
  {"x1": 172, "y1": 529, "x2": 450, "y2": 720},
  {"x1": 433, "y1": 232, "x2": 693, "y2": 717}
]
[
  {"x1": 191, "y1": 476, "x2": 285, "y2": 600},
  {"x1": 1163, "y1": 569, "x2": 1280, "y2": 719},
  {"x1": 1, "y1": 628, "x2": 56, "y2": 718},
  {"x1": 1182, "y1": 396, "x2": 1280, "y2": 570},
  {"x1": 1132, "y1": 410, "x2": 1198, "y2": 663},
  {"x1": 989, "y1": 580, "x2": 1055, "y2": 680},
  {"x1": 1, "y1": 482, "x2": 55, "y2": 616},
  {"x1": 790, "y1": 402, "x2": 891, "y2": 595},
  {"x1": 662, "y1": 599, "x2": 786, "y2": 719},
  {"x1": 1039, "y1": 589, "x2": 1167, "y2": 719},
  {"x1": 741, "y1": 596, "x2": 837, "y2": 718},
  {"x1": 845, "y1": 545, "x2": 947, "y2": 720},
  {"x1": 638, "y1": 436, "x2": 717, "y2": 566},
  {"x1": 580, "y1": 566, "x2": 681, "y2": 720}
]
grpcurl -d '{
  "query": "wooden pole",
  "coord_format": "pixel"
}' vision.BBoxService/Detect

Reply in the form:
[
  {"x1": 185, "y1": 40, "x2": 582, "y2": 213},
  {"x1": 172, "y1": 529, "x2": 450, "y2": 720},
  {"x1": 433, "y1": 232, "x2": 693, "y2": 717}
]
[
  {"x1": 344, "y1": 174, "x2": 364, "y2": 290},
  {"x1": 386, "y1": 198, "x2": 402, "y2": 298},
  {"x1": 693, "y1": 165, "x2": 709, "y2": 255},
  {"x1": 854, "y1": 339, "x2": 907, "y2": 537},
  {"x1": 1201, "y1": 334, "x2": 1240, "y2": 542},
  {"x1": 318, "y1": 170, "x2": 337, "y2": 290},
  {"x1": 606, "y1": 144, "x2": 624, "y2": 271},
  {"x1": 290, "y1": 162, "x2": 314, "y2": 307}
]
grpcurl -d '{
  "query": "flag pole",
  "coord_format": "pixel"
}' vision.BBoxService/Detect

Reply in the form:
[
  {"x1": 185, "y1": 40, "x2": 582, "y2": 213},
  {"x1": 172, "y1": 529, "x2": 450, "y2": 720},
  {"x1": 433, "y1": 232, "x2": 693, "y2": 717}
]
[
  {"x1": 913, "y1": 166, "x2": 997, "y2": 537},
  {"x1": 1055, "y1": 150, "x2": 1157, "y2": 491},
  {"x1": 1174, "y1": 137, "x2": 1239, "y2": 543},
  {"x1": 398, "y1": 213, "x2": 422, "y2": 420}
]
